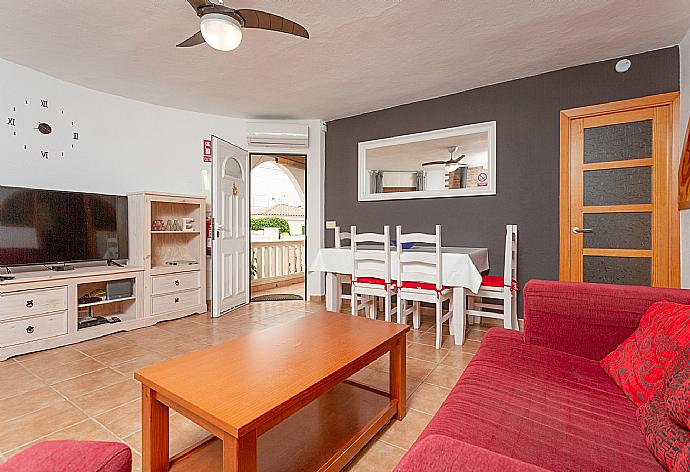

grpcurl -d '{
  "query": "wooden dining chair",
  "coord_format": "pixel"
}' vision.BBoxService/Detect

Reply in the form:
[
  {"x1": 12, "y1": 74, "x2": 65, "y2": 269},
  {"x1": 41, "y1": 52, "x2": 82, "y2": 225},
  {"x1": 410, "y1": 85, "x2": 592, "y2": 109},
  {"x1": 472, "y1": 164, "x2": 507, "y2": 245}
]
[
  {"x1": 350, "y1": 225, "x2": 396, "y2": 321},
  {"x1": 396, "y1": 225, "x2": 454, "y2": 349},
  {"x1": 466, "y1": 224, "x2": 518, "y2": 330}
]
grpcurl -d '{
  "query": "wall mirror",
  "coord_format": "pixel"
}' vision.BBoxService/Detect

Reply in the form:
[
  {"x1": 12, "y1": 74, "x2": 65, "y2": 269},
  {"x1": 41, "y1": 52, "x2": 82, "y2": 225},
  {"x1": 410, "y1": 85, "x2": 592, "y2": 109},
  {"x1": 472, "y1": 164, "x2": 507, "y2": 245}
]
[{"x1": 358, "y1": 121, "x2": 496, "y2": 201}]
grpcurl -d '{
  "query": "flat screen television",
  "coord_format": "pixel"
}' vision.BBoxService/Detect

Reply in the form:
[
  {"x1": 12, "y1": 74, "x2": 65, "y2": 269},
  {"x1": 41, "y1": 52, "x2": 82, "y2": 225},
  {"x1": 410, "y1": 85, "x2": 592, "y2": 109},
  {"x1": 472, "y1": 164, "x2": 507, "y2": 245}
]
[{"x1": 0, "y1": 186, "x2": 128, "y2": 267}]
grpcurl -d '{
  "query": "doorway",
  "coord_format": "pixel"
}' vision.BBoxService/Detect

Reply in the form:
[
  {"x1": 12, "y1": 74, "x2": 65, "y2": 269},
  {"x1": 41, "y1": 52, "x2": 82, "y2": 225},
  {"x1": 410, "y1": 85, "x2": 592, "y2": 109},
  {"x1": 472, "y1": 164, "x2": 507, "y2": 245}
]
[
  {"x1": 248, "y1": 153, "x2": 307, "y2": 301},
  {"x1": 559, "y1": 93, "x2": 680, "y2": 287}
]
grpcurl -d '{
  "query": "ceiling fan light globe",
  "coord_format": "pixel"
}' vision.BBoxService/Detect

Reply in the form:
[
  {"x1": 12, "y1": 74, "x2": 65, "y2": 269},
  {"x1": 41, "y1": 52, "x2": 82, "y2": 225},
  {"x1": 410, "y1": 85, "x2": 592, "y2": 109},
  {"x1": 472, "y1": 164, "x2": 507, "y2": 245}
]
[
  {"x1": 445, "y1": 162, "x2": 460, "y2": 173},
  {"x1": 200, "y1": 14, "x2": 243, "y2": 51}
]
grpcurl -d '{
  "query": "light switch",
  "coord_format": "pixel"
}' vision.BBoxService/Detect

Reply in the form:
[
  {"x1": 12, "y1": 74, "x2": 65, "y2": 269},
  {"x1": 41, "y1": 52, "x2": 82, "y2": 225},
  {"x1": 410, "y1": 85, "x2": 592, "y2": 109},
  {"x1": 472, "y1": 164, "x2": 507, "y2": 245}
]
[{"x1": 325, "y1": 221, "x2": 337, "y2": 229}]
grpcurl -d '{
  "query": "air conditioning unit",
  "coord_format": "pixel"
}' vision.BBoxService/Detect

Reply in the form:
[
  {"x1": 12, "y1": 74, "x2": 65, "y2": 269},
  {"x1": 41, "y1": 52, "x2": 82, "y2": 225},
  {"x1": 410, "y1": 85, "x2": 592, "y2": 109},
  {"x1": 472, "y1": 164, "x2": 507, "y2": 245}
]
[{"x1": 247, "y1": 122, "x2": 309, "y2": 148}]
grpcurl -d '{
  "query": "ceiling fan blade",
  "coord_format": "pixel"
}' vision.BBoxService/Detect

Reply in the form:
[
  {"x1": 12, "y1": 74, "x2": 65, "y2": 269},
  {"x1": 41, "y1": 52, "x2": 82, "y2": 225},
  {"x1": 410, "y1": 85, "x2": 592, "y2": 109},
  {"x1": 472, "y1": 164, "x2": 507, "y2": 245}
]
[
  {"x1": 451, "y1": 154, "x2": 467, "y2": 163},
  {"x1": 186, "y1": 0, "x2": 215, "y2": 11},
  {"x1": 176, "y1": 31, "x2": 205, "y2": 47},
  {"x1": 237, "y1": 9, "x2": 309, "y2": 38},
  {"x1": 421, "y1": 161, "x2": 449, "y2": 167}
]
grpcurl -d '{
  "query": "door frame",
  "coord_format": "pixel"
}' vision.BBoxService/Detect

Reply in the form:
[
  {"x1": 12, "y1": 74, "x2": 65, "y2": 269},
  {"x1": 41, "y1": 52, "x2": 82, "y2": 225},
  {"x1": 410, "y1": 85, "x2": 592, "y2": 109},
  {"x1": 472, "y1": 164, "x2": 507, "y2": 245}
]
[
  {"x1": 248, "y1": 153, "x2": 308, "y2": 301},
  {"x1": 559, "y1": 92, "x2": 680, "y2": 286}
]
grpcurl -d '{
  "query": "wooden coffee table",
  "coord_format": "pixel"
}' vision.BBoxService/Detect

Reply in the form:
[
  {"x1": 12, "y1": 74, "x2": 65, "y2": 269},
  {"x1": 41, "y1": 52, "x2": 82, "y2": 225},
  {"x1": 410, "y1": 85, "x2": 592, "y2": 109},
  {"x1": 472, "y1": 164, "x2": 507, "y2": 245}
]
[{"x1": 134, "y1": 311, "x2": 410, "y2": 472}]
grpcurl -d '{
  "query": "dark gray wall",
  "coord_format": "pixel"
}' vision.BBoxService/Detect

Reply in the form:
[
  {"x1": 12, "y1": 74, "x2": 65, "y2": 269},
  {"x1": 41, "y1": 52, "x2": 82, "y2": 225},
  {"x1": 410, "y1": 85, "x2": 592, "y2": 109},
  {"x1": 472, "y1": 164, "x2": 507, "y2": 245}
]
[{"x1": 325, "y1": 47, "x2": 679, "y2": 312}]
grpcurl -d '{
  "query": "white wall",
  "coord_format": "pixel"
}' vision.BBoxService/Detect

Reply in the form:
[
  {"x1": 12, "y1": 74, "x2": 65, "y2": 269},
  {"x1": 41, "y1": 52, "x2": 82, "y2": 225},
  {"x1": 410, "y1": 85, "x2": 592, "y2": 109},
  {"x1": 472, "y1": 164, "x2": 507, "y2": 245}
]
[
  {"x1": 680, "y1": 30, "x2": 690, "y2": 288},
  {"x1": 0, "y1": 58, "x2": 325, "y2": 297}
]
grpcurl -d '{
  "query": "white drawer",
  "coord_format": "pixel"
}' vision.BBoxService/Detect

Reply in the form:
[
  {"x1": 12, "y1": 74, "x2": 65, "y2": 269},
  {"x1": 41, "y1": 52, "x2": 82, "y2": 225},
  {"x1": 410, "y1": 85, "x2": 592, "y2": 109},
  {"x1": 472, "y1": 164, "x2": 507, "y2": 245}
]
[
  {"x1": 0, "y1": 312, "x2": 68, "y2": 347},
  {"x1": 151, "y1": 289, "x2": 201, "y2": 316},
  {"x1": 0, "y1": 287, "x2": 68, "y2": 322},
  {"x1": 151, "y1": 271, "x2": 201, "y2": 295}
]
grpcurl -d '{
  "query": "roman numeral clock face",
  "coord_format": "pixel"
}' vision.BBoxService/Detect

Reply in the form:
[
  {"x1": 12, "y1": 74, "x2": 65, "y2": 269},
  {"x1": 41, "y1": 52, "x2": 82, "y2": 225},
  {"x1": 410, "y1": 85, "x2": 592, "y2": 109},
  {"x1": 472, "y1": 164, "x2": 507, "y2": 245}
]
[{"x1": 6, "y1": 99, "x2": 80, "y2": 159}]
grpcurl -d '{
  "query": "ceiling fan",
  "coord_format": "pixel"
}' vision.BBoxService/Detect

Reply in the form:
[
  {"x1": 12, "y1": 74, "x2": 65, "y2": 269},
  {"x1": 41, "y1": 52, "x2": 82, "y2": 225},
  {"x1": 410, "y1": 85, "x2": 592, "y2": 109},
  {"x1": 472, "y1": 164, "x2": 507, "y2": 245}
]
[
  {"x1": 422, "y1": 146, "x2": 467, "y2": 172},
  {"x1": 177, "y1": 0, "x2": 309, "y2": 51}
]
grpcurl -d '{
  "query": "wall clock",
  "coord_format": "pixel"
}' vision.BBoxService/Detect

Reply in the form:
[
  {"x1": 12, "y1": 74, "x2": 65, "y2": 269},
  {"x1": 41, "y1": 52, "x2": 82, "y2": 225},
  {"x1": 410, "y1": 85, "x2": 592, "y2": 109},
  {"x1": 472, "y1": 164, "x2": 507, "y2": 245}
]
[{"x1": 6, "y1": 98, "x2": 80, "y2": 159}]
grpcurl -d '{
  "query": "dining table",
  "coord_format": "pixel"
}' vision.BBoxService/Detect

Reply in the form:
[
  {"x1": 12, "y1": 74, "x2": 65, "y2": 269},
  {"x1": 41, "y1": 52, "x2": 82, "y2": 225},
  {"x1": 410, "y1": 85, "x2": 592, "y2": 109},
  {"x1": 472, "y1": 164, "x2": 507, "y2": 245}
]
[{"x1": 309, "y1": 246, "x2": 489, "y2": 345}]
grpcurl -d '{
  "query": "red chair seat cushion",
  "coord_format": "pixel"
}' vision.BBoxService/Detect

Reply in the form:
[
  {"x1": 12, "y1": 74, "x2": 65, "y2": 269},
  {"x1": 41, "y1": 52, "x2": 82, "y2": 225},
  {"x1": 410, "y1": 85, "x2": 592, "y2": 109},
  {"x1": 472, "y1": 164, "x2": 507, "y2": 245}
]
[
  {"x1": 0, "y1": 440, "x2": 132, "y2": 472},
  {"x1": 353, "y1": 277, "x2": 387, "y2": 285},
  {"x1": 600, "y1": 301, "x2": 690, "y2": 406},
  {"x1": 482, "y1": 275, "x2": 517, "y2": 290},
  {"x1": 400, "y1": 281, "x2": 445, "y2": 291}
]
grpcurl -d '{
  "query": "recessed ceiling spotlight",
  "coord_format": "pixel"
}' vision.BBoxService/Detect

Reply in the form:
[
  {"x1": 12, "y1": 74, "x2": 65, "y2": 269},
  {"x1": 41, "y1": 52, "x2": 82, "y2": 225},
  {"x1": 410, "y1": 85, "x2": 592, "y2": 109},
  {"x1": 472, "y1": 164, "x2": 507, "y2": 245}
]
[{"x1": 615, "y1": 59, "x2": 632, "y2": 73}]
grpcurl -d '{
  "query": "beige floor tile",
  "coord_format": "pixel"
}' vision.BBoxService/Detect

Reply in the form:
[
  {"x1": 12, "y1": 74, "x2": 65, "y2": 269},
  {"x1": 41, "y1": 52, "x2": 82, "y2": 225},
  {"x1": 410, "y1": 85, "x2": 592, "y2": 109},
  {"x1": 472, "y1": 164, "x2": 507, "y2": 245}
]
[
  {"x1": 111, "y1": 352, "x2": 168, "y2": 377},
  {"x1": 15, "y1": 346, "x2": 89, "y2": 369},
  {"x1": 408, "y1": 383, "x2": 451, "y2": 415},
  {"x1": 71, "y1": 379, "x2": 141, "y2": 416},
  {"x1": 406, "y1": 342, "x2": 448, "y2": 363},
  {"x1": 27, "y1": 357, "x2": 106, "y2": 384},
  {"x1": 95, "y1": 399, "x2": 142, "y2": 438},
  {"x1": 346, "y1": 440, "x2": 406, "y2": 471},
  {"x1": 0, "y1": 363, "x2": 46, "y2": 400},
  {"x1": 0, "y1": 386, "x2": 64, "y2": 423},
  {"x1": 440, "y1": 349, "x2": 475, "y2": 368},
  {"x1": 378, "y1": 410, "x2": 432, "y2": 450},
  {"x1": 0, "y1": 399, "x2": 86, "y2": 453},
  {"x1": 4, "y1": 419, "x2": 122, "y2": 458},
  {"x1": 417, "y1": 331, "x2": 453, "y2": 348},
  {"x1": 92, "y1": 344, "x2": 158, "y2": 366},
  {"x1": 405, "y1": 357, "x2": 437, "y2": 381},
  {"x1": 74, "y1": 335, "x2": 134, "y2": 357},
  {"x1": 52, "y1": 368, "x2": 126, "y2": 399},
  {"x1": 466, "y1": 328, "x2": 488, "y2": 342},
  {"x1": 424, "y1": 364, "x2": 465, "y2": 389},
  {"x1": 445, "y1": 339, "x2": 481, "y2": 355}
]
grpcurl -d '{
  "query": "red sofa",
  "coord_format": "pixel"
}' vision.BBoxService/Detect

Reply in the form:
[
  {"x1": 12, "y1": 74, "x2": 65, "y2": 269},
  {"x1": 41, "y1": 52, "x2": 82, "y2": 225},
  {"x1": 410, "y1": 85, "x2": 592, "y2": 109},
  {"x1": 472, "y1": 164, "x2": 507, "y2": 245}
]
[
  {"x1": 0, "y1": 440, "x2": 131, "y2": 472},
  {"x1": 396, "y1": 280, "x2": 690, "y2": 471}
]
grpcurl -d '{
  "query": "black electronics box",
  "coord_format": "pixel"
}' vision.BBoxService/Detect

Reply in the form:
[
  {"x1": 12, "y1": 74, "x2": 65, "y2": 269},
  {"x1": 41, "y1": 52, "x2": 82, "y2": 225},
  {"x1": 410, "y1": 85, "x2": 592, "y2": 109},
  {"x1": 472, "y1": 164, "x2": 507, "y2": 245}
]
[{"x1": 106, "y1": 279, "x2": 133, "y2": 300}]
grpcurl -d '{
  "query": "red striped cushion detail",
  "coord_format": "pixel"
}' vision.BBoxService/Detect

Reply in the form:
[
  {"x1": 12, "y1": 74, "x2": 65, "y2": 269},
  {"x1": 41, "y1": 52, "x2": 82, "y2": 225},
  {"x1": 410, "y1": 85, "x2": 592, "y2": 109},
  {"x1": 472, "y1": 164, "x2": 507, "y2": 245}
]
[
  {"x1": 353, "y1": 277, "x2": 387, "y2": 285},
  {"x1": 482, "y1": 275, "x2": 518, "y2": 291},
  {"x1": 400, "y1": 281, "x2": 444, "y2": 291}
]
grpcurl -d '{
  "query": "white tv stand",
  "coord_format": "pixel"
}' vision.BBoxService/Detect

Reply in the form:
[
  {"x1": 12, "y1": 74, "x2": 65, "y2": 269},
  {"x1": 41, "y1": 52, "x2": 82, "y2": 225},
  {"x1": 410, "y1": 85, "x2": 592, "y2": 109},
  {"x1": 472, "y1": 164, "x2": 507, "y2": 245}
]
[{"x1": 0, "y1": 192, "x2": 208, "y2": 361}]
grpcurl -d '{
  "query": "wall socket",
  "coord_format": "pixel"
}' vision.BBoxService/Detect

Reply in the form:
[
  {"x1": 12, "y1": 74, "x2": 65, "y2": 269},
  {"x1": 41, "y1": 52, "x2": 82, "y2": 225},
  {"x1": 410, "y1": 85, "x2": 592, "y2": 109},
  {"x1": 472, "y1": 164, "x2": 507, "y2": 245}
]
[{"x1": 325, "y1": 220, "x2": 337, "y2": 229}]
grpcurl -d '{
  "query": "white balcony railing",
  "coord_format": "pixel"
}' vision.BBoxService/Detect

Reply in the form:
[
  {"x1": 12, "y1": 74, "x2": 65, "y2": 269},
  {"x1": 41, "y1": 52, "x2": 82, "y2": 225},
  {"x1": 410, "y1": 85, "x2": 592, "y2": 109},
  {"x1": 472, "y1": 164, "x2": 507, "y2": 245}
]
[{"x1": 251, "y1": 238, "x2": 305, "y2": 285}]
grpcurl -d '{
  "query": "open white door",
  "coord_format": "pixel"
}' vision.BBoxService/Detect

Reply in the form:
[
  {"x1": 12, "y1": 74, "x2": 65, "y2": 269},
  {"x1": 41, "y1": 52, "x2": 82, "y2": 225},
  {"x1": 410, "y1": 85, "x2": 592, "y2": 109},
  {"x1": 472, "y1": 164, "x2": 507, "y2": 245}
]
[{"x1": 211, "y1": 136, "x2": 249, "y2": 317}]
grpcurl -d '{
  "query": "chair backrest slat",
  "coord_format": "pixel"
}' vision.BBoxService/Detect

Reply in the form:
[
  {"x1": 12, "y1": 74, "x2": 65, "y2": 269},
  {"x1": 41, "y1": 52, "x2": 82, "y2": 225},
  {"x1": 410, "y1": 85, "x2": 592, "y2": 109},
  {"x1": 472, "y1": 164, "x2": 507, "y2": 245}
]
[
  {"x1": 504, "y1": 224, "x2": 518, "y2": 286},
  {"x1": 333, "y1": 225, "x2": 351, "y2": 248},
  {"x1": 351, "y1": 225, "x2": 391, "y2": 283},
  {"x1": 396, "y1": 225, "x2": 442, "y2": 290}
]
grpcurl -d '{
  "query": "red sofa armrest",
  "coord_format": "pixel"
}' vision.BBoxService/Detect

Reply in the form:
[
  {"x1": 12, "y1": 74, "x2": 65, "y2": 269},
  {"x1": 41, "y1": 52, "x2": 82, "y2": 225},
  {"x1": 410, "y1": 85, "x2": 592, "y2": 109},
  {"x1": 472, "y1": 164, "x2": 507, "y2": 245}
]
[
  {"x1": 395, "y1": 435, "x2": 549, "y2": 472},
  {"x1": 523, "y1": 280, "x2": 690, "y2": 360}
]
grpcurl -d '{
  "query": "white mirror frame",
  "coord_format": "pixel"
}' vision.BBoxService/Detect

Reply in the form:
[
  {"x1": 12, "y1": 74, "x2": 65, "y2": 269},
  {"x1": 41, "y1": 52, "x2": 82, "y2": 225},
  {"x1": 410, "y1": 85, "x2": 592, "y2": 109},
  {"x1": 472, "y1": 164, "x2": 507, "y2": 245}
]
[{"x1": 357, "y1": 121, "x2": 497, "y2": 201}]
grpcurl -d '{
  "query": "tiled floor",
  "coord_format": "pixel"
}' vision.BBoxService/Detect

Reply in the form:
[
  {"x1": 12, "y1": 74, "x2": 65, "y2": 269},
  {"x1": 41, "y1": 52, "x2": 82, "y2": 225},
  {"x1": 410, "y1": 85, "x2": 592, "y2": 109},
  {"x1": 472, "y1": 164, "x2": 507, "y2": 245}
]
[{"x1": 0, "y1": 297, "x2": 491, "y2": 471}]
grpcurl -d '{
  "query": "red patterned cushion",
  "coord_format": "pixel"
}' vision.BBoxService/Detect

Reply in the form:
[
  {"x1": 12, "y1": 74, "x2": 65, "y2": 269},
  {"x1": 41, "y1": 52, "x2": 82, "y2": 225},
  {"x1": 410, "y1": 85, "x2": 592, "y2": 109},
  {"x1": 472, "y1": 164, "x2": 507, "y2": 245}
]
[
  {"x1": 665, "y1": 349, "x2": 690, "y2": 430},
  {"x1": 637, "y1": 394, "x2": 690, "y2": 472},
  {"x1": 600, "y1": 301, "x2": 690, "y2": 406}
]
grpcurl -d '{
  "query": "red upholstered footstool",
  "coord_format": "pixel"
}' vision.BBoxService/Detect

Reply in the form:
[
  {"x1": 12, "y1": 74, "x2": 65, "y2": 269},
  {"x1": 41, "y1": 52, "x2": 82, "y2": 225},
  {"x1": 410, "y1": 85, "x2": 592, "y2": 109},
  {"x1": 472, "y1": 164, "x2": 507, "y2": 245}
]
[{"x1": 0, "y1": 440, "x2": 131, "y2": 472}]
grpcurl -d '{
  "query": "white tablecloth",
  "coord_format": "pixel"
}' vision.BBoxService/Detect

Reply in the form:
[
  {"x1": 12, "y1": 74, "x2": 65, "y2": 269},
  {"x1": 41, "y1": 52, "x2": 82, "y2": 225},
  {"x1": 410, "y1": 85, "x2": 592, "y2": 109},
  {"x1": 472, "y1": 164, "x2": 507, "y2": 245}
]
[{"x1": 309, "y1": 246, "x2": 489, "y2": 293}]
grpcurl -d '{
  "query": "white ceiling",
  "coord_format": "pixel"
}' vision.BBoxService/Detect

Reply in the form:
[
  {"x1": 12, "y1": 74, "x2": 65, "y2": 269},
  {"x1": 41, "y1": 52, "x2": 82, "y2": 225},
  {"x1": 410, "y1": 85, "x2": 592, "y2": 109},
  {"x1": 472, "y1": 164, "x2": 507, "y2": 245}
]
[{"x1": 0, "y1": 1, "x2": 688, "y2": 121}]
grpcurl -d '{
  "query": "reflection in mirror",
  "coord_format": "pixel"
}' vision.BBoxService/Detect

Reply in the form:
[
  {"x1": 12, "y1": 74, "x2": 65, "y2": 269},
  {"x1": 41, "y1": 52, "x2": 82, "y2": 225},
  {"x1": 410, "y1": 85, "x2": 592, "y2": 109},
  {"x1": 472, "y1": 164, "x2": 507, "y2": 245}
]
[{"x1": 358, "y1": 122, "x2": 496, "y2": 201}]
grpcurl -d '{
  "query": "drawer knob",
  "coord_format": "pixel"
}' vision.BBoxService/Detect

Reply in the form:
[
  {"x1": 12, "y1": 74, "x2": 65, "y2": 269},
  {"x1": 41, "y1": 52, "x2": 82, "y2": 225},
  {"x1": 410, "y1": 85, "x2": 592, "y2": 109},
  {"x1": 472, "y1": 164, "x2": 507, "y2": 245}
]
[
  {"x1": 26, "y1": 300, "x2": 34, "y2": 308},
  {"x1": 26, "y1": 325, "x2": 34, "y2": 334},
  {"x1": 174, "y1": 297, "x2": 180, "y2": 303},
  {"x1": 174, "y1": 280, "x2": 180, "y2": 286}
]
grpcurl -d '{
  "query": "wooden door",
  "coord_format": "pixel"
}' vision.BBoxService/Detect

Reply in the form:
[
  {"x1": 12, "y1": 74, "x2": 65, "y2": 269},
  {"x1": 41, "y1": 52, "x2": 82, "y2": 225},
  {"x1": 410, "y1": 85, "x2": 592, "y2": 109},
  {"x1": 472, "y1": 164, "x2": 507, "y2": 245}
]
[{"x1": 560, "y1": 93, "x2": 680, "y2": 287}]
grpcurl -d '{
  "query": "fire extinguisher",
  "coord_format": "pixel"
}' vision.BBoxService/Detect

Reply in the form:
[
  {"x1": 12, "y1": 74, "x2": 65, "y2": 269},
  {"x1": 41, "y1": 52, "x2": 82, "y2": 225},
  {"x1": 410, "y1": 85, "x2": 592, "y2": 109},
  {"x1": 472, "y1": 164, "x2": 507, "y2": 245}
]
[{"x1": 206, "y1": 216, "x2": 213, "y2": 255}]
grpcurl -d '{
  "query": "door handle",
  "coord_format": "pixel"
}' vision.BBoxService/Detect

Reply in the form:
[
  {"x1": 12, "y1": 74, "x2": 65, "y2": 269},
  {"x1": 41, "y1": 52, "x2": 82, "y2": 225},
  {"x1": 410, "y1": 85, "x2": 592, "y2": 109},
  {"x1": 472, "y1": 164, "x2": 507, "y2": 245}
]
[{"x1": 572, "y1": 227, "x2": 593, "y2": 234}]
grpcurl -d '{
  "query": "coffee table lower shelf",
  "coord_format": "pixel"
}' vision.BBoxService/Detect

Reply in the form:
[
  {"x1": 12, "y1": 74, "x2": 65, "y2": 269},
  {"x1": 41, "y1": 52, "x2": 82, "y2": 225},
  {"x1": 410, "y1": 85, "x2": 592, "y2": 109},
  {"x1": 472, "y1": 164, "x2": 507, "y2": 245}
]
[{"x1": 169, "y1": 381, "x2": 397, "y2": 472}]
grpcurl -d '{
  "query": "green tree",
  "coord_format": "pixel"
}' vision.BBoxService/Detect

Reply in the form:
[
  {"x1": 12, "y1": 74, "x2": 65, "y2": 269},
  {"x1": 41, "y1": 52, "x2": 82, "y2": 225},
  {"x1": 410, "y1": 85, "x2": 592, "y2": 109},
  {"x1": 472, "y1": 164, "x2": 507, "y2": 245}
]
[{"x1": 250, "y1": 217, "x2": 290, "y2": 235}]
